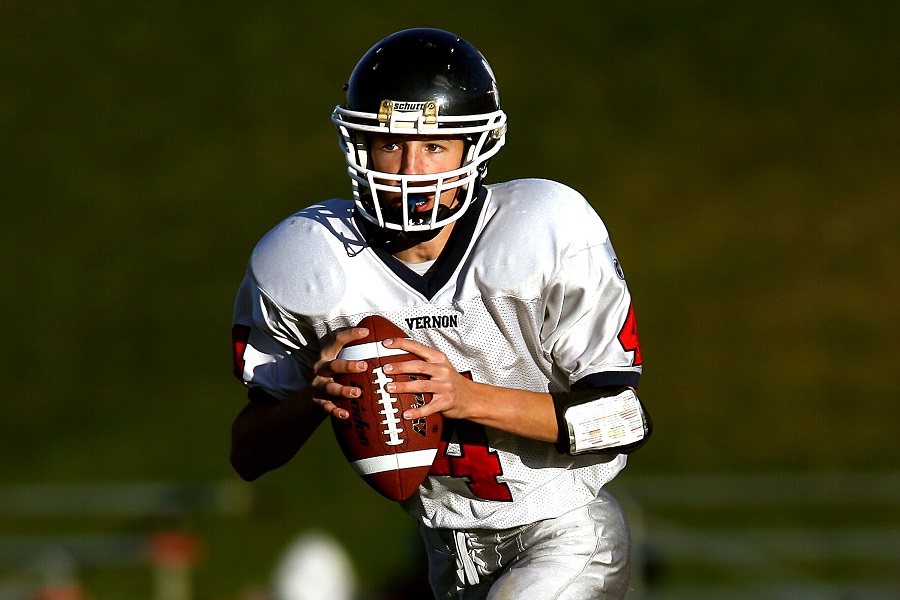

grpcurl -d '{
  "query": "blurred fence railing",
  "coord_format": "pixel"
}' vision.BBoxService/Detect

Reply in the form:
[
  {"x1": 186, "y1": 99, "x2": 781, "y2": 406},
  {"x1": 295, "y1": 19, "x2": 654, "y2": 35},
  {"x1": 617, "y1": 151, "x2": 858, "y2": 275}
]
[
  {"x1": 2, "y1": 474, "x2": 898, "y2": 600},
  {"x1": 0, "y1": 480, "x2": 253, "y2": 600},
  {"x1": 611, "y1": 472, "x2": 900, "y2": 600},
  {"x1": 0, "y1": 480, "x2": 253, "y2": 520}
]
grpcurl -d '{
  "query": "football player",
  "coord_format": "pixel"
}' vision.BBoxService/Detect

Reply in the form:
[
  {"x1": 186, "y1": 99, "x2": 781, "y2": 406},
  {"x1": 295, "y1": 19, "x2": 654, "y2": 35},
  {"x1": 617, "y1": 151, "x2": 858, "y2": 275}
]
[{"x1": 230, "y1": 28, "x2": 650, "y2": 600}]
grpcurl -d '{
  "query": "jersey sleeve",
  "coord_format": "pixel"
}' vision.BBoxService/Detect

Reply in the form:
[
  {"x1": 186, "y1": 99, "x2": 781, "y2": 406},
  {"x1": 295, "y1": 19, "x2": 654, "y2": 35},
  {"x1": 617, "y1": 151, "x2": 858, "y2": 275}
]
[
  {"x1": 231, "y1": 273, "x2": 319, "y2": 400},
  {"x1": 540, "y1": 207, "x2": 642, "y2": 390}
]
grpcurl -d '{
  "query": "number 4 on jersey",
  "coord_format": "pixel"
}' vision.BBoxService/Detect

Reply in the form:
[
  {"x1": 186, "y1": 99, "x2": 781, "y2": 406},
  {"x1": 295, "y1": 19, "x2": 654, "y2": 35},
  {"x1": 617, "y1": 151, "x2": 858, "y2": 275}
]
[
  {"x1": 430, "y1": 420, "x2": 513, "y2": 502},
  {"x1": 232, "y1": 324, "x2": 251, "y2": 380},
  {"x1": 429, "y1": 371, "x2": 513, "y2": 502},
  {"x1": 617, "y1": 302, "x2": 642, "y2": 366}
]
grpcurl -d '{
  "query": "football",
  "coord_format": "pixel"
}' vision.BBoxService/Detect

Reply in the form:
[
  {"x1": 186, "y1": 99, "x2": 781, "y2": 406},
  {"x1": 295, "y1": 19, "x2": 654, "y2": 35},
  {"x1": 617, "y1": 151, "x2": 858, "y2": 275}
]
[{"x1": 330, "y1": 315, "x2": 443, "y2": 501}]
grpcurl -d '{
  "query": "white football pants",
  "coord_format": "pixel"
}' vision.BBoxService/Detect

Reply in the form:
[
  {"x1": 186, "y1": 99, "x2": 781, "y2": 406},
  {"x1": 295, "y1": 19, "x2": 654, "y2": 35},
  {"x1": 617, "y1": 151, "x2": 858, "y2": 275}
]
[{"x1": 419, "y1": 489, "x2": 631, "y2": 600}]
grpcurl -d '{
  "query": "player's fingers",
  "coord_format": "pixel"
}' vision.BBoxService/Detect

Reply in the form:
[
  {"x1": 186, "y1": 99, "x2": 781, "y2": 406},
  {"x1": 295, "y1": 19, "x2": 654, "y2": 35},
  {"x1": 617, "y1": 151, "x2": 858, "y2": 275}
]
[
  {"x1": 382, "y1": 357, "x2": 460, "y2": 382},
  {"x1": 312, "y1": 396, "x2": 351, "y2": 420},
  {"x1": 319, "y1": 327, "x2": 370, "y2": 362},
  {"x1": 312, "y1": 368, "x2": 364, "y2": 400},
  {"x1": 383, "y1": 337, "x2": 449, "y2": 364},
  {"x1": 403, "y1": 393, "x2": 460, "y2": 421},
  {"x1": 316, "y1": 358, "x2": 368, "y2": 378},
  {"x1": 383, "y1": 374, "x2": 434, "y2": 397},
  {"x1": 315, "y1": 327, "x2": 372, "y2": 377},
  {"x1": 382, "y1": 358, "x2": 428, "y2": 377},
  {"x1": 401, "y1": 399, "x2": 438, "y2": 420},
  {"x1": 316, "y1": 378, "x2": 363, "y2": 398}
]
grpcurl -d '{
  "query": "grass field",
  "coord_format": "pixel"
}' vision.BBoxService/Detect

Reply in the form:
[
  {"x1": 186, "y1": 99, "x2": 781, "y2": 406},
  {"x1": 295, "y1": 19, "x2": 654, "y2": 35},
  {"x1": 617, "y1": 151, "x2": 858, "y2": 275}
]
[{"x1": 1, "y1": 1, "x2": 897, "y2": 598}]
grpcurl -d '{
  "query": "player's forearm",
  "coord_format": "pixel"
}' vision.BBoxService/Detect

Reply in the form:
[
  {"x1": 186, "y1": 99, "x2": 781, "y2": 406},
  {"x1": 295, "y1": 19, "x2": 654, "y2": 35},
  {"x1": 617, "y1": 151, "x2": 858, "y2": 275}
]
[
  {"x1": 466, "y1": 383, "x2": 559, "y2": 443},
  {"x1": 230, "y1": 391, "x2": 327, "y2": 481}
]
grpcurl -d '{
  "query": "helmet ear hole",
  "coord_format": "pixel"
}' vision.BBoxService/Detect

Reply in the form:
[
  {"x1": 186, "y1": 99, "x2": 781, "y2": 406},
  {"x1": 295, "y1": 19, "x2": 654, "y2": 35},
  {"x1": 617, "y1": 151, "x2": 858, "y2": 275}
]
[{"x1": 463, "y1": 139, "x2": 477, "y2": 165}]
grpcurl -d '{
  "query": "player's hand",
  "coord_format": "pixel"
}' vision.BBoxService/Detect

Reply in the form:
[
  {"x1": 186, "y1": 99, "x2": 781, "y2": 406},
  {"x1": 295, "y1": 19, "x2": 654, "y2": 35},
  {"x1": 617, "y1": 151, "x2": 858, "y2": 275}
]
[
  {"x1": 311, "y1": 327, "x2": 370, "y2": 419},
  {"x1": 380, "y1": 337, "x2": 479, "y2": 421}
]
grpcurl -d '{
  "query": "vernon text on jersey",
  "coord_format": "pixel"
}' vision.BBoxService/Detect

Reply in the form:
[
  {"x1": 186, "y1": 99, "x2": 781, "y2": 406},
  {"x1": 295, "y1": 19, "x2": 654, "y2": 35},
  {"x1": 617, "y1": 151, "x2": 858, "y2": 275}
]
[{"x1": 405, "y1": 315, "x2": 459, "y2": 330}]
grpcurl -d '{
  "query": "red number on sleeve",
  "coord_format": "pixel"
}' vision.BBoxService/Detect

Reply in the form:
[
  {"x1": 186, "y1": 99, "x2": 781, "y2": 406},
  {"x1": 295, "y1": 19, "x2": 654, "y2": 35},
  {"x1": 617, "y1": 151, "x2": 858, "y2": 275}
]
[
  {"x1": 232, "y1": 324, "x2": 251, "y2": 381},
  {"x1": 617, "y1": 302, "x2": 643, "y2": 366}
]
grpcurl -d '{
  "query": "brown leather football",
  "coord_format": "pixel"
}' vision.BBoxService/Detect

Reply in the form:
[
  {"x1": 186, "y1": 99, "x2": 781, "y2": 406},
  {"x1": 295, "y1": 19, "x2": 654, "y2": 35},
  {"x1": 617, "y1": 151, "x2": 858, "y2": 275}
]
[{"x1": 331, "y1": 315, "x2": 443, "y2": 501}]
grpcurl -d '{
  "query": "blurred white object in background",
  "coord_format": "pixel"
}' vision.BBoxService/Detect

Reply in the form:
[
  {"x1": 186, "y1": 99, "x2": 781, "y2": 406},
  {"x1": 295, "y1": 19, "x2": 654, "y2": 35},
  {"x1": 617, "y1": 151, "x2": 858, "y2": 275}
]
[{"x1": 271, "y1": 531, "x2": 357, "y2": 600}]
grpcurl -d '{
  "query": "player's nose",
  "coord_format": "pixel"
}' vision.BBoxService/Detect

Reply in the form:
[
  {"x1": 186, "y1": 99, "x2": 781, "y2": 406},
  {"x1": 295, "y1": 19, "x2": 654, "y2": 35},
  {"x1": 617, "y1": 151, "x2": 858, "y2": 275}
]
[{"x1": 398, "y1": 146, "x2": 426, "y2": 175}]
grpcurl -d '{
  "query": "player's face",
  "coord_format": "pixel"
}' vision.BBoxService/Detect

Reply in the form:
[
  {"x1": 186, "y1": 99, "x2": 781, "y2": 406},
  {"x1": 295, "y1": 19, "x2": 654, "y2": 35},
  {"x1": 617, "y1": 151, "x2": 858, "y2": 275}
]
[{"x1": 368, "y1": 133, "x2": 467, "y2": 214}]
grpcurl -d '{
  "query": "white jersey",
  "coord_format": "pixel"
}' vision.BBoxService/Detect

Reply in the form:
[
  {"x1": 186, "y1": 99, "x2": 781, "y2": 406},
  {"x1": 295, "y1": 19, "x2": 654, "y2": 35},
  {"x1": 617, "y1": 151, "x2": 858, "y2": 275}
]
[{"x1": 232, "y1": 178, "x2": 642, "y2": 531}]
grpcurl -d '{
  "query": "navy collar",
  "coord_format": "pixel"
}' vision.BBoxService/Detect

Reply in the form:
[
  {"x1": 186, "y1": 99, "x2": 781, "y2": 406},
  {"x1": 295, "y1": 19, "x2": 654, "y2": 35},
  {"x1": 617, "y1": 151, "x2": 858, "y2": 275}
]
[{"x1": 356, "y1": 189, "x2": 486, "y2": 299}]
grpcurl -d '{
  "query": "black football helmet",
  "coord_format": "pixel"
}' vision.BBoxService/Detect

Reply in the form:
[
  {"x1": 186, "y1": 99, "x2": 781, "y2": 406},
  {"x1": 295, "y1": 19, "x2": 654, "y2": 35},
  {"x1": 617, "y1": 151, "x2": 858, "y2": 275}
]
[{"x1": 332, "y1": 28, "x2": 507, "y2": 235}]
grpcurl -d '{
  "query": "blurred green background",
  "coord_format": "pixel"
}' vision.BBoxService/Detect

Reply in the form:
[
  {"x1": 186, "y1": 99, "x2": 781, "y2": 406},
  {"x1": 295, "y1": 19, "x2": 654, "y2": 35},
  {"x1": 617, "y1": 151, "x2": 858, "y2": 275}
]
[{"x1": 1, "y1": 0, "x2": 897, "y2": 598}]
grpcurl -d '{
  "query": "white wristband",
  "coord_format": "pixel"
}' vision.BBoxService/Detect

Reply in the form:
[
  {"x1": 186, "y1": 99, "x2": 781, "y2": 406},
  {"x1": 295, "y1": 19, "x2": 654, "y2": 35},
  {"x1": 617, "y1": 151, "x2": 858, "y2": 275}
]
[{"x1": 564, "y1": 388, "x2": 648, "y2": 455}]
